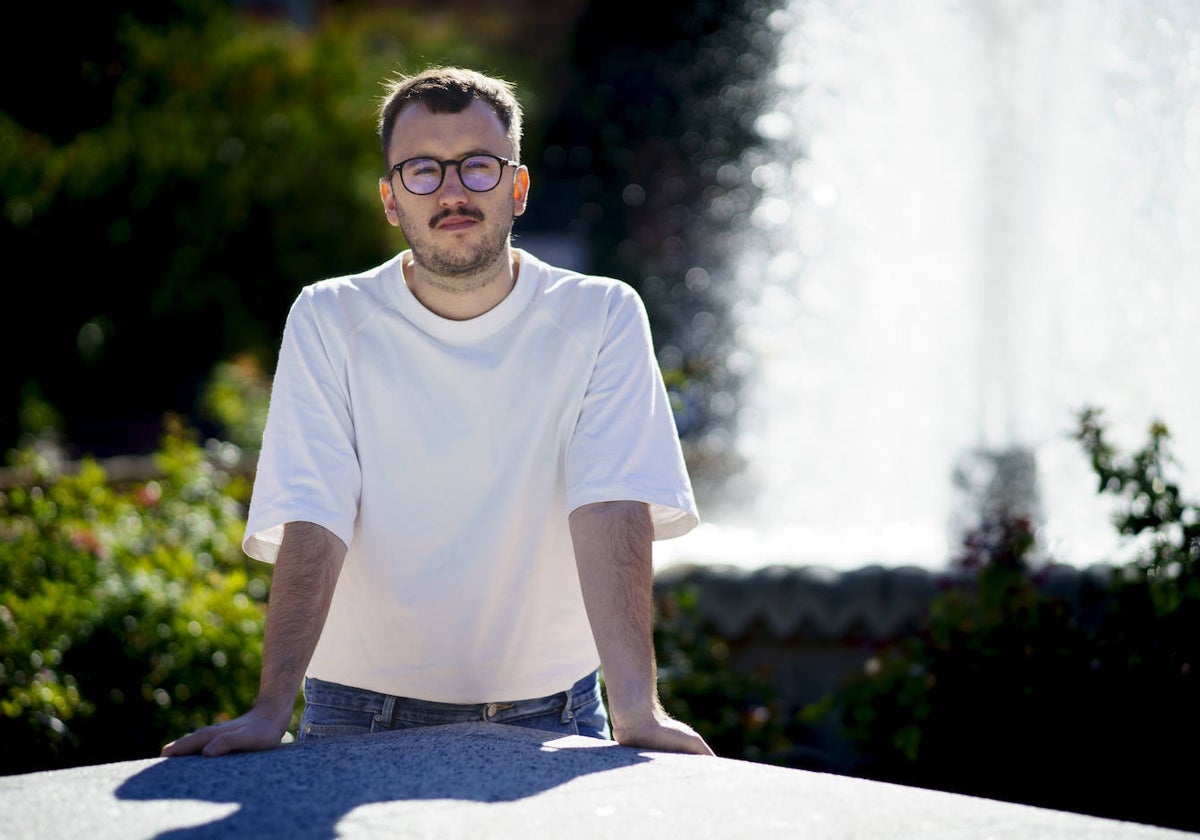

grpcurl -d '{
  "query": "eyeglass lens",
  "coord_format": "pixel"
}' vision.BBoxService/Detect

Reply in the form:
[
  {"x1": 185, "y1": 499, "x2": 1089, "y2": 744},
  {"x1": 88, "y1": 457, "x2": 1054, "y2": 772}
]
[{"x1": 400, "y1": 155, "x2": 506, "y2": 195}]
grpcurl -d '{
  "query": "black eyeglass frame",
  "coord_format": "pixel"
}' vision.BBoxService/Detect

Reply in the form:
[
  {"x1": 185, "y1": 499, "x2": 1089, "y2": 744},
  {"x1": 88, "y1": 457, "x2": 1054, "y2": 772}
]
[{"x1": 386, "y1": 154, "x2": 520, "y2": 196}]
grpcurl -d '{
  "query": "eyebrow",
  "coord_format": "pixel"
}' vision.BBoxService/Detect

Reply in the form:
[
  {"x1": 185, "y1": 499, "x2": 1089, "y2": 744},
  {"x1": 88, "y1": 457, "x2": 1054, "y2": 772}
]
[{"x1": 400, "y1": 148, "x2": 507, "y2": 161}]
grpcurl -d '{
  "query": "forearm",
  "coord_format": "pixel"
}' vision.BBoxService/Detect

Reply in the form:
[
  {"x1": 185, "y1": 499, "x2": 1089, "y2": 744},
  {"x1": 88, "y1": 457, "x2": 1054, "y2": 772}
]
[
  {"x1": 569, "y1": 501, "x2": 660, "y2": 729},
  {"x1": 159, "y1": 520, "x2": 346, "y2": 757},
  {"x1": 254, "y1": 521, "x2": 346, "y2": 719},
  {"x1": 570, "y1": 502, "x2": 713, "y2": 755}
]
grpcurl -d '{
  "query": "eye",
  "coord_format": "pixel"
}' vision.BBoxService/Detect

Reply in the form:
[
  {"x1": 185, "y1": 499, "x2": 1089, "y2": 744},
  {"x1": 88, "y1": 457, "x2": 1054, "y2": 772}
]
[
  {"x1": 463, "y1": 156, "x2": 497, "y2": 173},
  {"x1": 404, "y1": 159, "x2": 440, "y2": 177}
]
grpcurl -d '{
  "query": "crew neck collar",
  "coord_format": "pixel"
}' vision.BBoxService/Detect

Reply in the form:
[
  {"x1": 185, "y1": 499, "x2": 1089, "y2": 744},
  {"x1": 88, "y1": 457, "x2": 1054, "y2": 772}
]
[{"x1": 384, "y1": 249, "x2": 539, "y2": 342}]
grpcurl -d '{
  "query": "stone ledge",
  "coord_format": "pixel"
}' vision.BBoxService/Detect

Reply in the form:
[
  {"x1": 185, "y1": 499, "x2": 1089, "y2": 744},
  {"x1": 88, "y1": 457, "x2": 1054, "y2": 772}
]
[
  {"x1": 655, "y1": 561, "x2": 1118, "y2": 641},
  {"x1": 0, "y1": 722, "x2": 1193, "y2": 839}
]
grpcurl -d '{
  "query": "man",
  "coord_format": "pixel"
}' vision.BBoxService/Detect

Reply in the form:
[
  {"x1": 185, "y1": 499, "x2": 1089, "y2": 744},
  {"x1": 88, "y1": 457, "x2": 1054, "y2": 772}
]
[{"x1": 162, "y1": 66, "x2": 712, "y2": 758}]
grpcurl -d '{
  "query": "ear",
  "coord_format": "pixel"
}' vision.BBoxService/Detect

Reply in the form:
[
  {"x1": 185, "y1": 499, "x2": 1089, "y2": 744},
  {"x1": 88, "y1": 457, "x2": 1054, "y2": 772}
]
[
  {"x1": 512, "y1": 166, "x2": 530, "y2": 218},
  {"x1": 379, "y1": 177, "x2": 400, "y2": 227}
]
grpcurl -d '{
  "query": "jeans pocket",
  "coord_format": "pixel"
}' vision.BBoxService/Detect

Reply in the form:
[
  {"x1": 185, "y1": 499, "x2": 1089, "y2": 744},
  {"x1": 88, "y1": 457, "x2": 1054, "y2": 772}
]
[
  {"x1": 301, "y1": 722, "x2": 373, "y2": 741},
  {"x1": 571, "y1": 697, "x2": 611, "y2": 740},
  {"x1": 298, "y1": 702, "x2": 378, "y2": 742}
]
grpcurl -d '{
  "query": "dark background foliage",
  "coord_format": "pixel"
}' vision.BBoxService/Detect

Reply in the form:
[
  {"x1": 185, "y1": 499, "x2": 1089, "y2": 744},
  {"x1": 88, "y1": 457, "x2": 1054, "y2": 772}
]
[{"x1": 2, "y1": 0, "x2": 776, "y2": 469}]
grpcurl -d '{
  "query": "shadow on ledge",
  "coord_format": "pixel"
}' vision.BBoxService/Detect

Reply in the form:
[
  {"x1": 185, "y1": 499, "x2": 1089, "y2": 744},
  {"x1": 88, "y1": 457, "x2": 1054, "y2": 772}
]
[{"x1": 114, "y1": 723, "x2": 649, "y2": 838}]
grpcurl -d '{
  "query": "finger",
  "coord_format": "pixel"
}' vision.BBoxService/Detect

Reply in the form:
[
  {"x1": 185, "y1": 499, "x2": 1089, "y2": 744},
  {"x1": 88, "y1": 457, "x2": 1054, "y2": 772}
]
[
  {"x1": 648, "y1": 729, "x2": 710, "y2": 753},
  {"x1": 201, "y1": 723, "x2": 281, "y2": 757},
  {"x1": 682, "y1": 734, "x2": 716, "y2": 757},
  {"x1": 670, "y1": 725, "x2": 716, "y2": 756},
  {"x1": 200, "y1": 724, "x2": 253, "y2": 757},
  {"x1": 160, "y1": 727, "x2": 220, "y2": 757},
  {"x1": 623, "y1": 723, "x2": 715, "y2": 756}
]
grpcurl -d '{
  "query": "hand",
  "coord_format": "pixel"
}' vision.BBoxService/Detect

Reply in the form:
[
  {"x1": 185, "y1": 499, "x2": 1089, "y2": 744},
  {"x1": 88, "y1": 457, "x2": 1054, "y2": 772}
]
[
  {"x1": 612, "y1": 708, "x2": 716, "y2": 756},
  {"x1": 160, "y1": 704, "x2": 292, "y2": 758}
]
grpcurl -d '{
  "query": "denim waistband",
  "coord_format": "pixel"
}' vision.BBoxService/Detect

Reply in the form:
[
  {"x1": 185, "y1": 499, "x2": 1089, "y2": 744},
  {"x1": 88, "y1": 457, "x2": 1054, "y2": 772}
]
[{"x1": 302, "y1": 670, "x2": 602, "y2": 727}]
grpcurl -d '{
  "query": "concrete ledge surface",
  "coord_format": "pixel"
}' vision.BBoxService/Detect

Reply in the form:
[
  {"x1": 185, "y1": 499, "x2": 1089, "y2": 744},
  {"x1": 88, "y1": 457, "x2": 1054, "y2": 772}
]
[{"x1": 0, "y1": 722, "x2": 1194, "y2": 839}]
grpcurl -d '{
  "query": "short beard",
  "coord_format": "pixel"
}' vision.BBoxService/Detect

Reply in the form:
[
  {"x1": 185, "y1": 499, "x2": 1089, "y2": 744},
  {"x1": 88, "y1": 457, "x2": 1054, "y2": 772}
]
[{"x1": 406, "y1": 209, "x2": 514, "y2": 287}]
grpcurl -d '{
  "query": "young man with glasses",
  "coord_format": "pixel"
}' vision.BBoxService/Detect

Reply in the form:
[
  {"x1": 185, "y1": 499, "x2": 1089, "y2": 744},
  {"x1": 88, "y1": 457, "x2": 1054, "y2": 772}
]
[{"x1": 161, "y1": 66, "x2": 712, "y2": 759}]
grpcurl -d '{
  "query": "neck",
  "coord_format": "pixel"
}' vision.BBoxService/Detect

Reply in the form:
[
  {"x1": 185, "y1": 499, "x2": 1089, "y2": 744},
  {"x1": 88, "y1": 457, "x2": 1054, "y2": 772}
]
[{"x1": 403, "y1": 246, "x2": 519, "y2": 321}]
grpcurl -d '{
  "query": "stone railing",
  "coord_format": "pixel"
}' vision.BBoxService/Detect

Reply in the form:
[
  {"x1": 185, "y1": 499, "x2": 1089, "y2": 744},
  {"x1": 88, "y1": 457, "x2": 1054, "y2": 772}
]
[
  {"x1": 0, "y1": 721, "x2": 1191, "y2": 839},
  {"x1": 653, "y1": 560, "x2": 1119, "y2": 771}
]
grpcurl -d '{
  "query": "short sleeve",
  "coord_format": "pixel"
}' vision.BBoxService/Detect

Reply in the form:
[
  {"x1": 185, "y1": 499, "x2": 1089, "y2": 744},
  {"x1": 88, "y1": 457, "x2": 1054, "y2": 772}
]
[
  {"x1": 242, "y1": 290, "x2": 361, "y2": 562},
  {"x1": 565, "y1": 286, "x2": 699, "y2": 540}
]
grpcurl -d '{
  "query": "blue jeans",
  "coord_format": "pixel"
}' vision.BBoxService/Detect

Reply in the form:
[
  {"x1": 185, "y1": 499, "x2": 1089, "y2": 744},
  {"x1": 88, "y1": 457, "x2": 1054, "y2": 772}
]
[{"x1": 297, "y1": 670, "x2": 611, "y2": 742}]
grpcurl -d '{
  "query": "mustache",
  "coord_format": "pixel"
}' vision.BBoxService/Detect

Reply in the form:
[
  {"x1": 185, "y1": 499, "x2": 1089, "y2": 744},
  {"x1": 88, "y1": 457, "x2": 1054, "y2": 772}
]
[{"x1": 429, "y1": 208, "x2": 485, "y2": 228}]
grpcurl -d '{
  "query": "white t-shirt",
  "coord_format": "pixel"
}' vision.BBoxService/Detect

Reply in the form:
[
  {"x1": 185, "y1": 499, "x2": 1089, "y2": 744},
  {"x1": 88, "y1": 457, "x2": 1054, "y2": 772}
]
[{"x1": 243, "y1": 248, "x2": 699, "y2": 703}]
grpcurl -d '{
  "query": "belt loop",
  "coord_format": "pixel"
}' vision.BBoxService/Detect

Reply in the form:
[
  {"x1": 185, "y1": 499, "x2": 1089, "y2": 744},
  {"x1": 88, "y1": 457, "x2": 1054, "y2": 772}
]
[
  {"x1": 560, "y1": 682, "x2": 574, "y2": 724},
  {"x1": 379, "y1": 693, "x2": 397, "y2": 729}
]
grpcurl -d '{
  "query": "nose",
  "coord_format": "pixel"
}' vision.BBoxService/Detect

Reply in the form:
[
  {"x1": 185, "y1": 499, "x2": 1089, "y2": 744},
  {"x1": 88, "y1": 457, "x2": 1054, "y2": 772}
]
[{"x1": 437, "y1": 163, "x2": 470, "y2": 205}]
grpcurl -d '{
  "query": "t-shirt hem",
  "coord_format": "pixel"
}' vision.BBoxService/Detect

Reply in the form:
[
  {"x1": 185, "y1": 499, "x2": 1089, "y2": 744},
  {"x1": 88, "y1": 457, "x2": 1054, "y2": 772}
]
[
  {"x1": 242, "y1": 513, "x2": 354, "y2": 564},
  {"x1": 306, "y1": 661, "x2": 602, "y2": 705}
]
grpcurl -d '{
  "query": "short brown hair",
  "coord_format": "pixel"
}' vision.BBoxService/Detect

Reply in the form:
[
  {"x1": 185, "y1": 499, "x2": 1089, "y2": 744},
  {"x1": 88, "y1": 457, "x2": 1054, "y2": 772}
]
[{"x1": 378, "y1": 66, "x2": 523, "y2": 166}]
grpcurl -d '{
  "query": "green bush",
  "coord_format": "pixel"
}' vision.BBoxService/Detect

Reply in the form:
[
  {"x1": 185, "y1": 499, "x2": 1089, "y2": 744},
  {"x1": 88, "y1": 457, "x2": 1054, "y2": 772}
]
[
  {"x1": 0, "y1": 418, "x2": 273, "y2": 773},
  {"x1": 653, "y1": 584, "x2": 789, "y2": 763},
  {"x1": 808, "y1": 406, "x2": 1200, "y2": 831}
]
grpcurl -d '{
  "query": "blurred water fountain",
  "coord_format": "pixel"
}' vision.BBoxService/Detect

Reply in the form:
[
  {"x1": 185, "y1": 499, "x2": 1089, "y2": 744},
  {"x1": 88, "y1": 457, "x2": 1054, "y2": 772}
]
[{"x1": 656, "y1": 0, "x2": 1200, "y2": 572}]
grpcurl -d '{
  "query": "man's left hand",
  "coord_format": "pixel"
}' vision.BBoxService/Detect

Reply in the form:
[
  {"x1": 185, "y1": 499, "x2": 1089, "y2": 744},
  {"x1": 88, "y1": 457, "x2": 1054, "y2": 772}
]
[{"x1": 612, "y1": 708, "x2": 716, "y2": 756}]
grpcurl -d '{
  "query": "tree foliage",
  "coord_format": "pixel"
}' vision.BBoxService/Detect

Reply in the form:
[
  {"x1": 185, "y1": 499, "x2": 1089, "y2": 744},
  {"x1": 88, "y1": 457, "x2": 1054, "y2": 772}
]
[{"x1": 2, "y1": 1, "x2": 554, "y2": 458}]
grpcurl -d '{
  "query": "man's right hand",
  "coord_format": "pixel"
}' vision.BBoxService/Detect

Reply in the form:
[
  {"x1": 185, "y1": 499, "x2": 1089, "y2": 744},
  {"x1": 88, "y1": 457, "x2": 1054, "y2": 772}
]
[
  {"x1": 162, "y1": 522, "x2": 345, "y2": 759},
  {"x1": 160, "y1": 704, "x2": 292, "y2": 758}
]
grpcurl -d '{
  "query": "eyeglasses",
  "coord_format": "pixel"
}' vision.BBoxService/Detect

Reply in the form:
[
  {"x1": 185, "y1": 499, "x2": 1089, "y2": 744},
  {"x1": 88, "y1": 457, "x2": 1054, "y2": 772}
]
[{"x1": 387, "y1": 154, "x2": 519, "y2": 196}]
